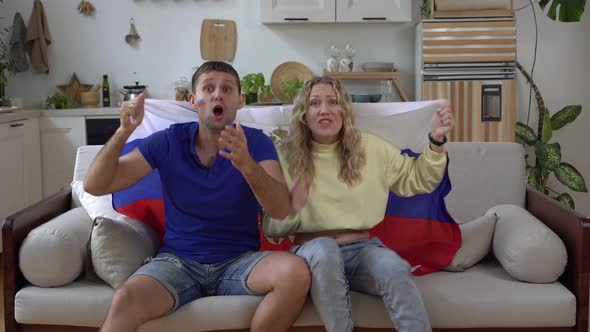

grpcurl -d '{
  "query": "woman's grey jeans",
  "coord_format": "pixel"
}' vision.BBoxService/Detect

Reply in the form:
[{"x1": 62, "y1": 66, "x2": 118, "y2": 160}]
[{"x1": 291, "y1": 237, "x2": 432, "y2": 332}]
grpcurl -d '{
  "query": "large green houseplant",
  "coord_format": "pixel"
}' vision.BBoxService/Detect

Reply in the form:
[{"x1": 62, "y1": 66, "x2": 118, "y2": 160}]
[
  {"x1": 0, "y1": 15, "x2": 17, "y2": 105},
  {"x1": 515, "y1": 63, "x2": 586, "y2": 209},
  {"x1": 514, "y1": 0, "x2": 587, "y2": 209}
]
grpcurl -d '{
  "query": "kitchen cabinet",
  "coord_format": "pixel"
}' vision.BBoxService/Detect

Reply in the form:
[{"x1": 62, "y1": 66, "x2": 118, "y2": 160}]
[
  {"x1": 40, "y1": 116, "x2": 86, "y2": 197},
  {"x1": 261, "y1": 0, "x2": 411, "y2": 23},
  {"x1": 336, "y1": 0, "x2": 411, "y2": 22},
  {"x1": 0, "y1": 117, "x2": 42, "y2": 225},
  {"x1": 261, "y1": 0, "x2": 336, "y2": 23}
]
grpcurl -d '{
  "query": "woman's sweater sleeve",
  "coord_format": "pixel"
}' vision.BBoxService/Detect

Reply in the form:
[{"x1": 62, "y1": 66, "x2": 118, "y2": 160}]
[{"x1": 386, "y1": 142, "x2": 448, "y2": 197}]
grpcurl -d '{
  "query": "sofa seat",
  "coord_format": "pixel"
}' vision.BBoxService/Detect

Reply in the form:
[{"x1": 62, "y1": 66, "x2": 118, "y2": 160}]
[{"x1": 15, "y1": 261, "x2": 575, "y2": 331}]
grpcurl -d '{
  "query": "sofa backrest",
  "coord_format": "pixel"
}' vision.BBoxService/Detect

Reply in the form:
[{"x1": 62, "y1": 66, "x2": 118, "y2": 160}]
[
  {"x1": 71, "y1": 145, "x2": 103, "y2": 208},
  {"x1": 445, "y1": 142, "x2": 526, "y2": 222},
  {"x1": 73, "y1": 141, "x2": 526, "y2": 222}
]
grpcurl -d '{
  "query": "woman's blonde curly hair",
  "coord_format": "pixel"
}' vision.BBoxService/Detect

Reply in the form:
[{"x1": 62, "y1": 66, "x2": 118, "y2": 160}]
[{"x1": 282, "y1": 76, "x2": 366, "y2": 186}]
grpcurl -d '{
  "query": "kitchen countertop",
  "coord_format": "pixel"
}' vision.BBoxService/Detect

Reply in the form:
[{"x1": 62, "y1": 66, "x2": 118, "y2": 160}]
[
  {"x1": 0, "y1": 109, "x2": 41, "y2": 123},
  {"x1": 40, "y1": 107, "x2": 120, "y2": 117},
  {"x1": 0, "y1": 107, "x2": 121, "y2": 122}
]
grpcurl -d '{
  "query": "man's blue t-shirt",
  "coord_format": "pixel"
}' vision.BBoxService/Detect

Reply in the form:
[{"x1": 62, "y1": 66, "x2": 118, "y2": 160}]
[{"x1": 137, "y1": 122, "x2": 278, "y2": 264}]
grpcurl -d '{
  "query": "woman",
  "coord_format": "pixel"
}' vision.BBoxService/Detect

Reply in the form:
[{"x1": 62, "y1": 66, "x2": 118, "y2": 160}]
[{"x1": 263, "y1": 76, "x2": 454, "y2": 332}]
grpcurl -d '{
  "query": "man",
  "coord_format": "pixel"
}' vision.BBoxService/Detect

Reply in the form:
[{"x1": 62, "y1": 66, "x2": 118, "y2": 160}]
[{"x1": 84, "y1": 61, "x2": 310, "y2": 332}]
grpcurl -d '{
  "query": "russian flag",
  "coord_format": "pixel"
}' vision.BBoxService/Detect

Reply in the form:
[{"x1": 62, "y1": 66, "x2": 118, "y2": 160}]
[
  {"x1": 369, "y1": 149, "x2": 460, "y2": 276},
  {"x1": 113, "y1": 99, "x2": 461, "y2": 275},
  {"x1": 259, "y1": 151, "x2": 461, "y2": 276},
  {"x1": 112, "y1": 100, "x2": 198, "y2": 239}
]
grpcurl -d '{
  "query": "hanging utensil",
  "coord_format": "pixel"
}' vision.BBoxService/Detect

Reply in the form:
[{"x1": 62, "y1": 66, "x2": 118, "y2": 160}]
[
  {"x1": 125, "y1": 18, "x2": 140, "y2": 45},
  {"x1": 77, "y1": 0, "x2": 96, "y2": 16}
]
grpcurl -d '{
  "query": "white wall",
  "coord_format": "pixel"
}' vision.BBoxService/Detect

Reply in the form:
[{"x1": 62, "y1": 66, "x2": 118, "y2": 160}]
[
  {"x1": 515, "y1": 0, "x2": 590, "y2": 216},
  {"x1": 2, "y1": 0, "x2": 417, "y2": 106},
  {"x1": 3, "y1": 0, "x2": 589, "y2": 215}
]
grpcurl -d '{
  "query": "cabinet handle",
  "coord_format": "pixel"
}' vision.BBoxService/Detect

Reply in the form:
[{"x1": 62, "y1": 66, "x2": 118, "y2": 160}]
[
  {"x1": 362, "y1": 17, "x2": 387, "y2": 21},
  {"x1": 284, "y1": 18, "x2": 309, "y2": 21},
  {"x1": 10, "y1": 123, "x2": 24, "y2": 128}
]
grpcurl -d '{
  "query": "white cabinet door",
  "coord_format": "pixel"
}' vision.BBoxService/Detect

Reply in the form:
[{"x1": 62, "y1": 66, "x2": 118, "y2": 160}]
[
  {"x1": 22, "y1": 118, "x2": 42, "y2": 206},
  {"x1": 40, "y1": 117, "x2": 86, "y2": 197},
  {"x1": 0, "y1": 118, "x2": 42, "y2": 222},
  {"x1": 336, "y1": 0, "x2": 411, "y2": 22},
  {"x1": 261, "y1": 0, "x2": 336, "y2": 23}
]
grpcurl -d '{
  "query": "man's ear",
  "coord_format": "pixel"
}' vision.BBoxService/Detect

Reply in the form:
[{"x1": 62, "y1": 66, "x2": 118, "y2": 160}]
[
  {"x1": 238, "y1": 93, "x2": 246, "y2": 109},
  {"x1": 188, "y1": 93, "x2": 198, "y2": 111}
]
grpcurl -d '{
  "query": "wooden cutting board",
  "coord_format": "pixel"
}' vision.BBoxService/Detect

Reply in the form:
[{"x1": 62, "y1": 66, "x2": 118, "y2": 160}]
[{"x1": 200, "y1": 19, "x2": 237, "y2": 61}]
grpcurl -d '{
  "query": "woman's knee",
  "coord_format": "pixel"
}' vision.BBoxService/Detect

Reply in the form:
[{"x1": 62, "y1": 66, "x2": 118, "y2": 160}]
[{"x1": 298, "y1": 237, "x2": 341, "y2": 267}]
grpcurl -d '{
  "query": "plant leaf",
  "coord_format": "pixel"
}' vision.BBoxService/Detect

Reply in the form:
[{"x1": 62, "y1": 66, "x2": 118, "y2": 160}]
[
  {"x1": 535, "y1": 142, "x2": 561, "y2": 171},
  {"x1": 515, "y1": 122, "x2": 537, "y2": 146},
  {"x1": 539, "y1": 0, "x2": 586, "y2": 22},
  {"x1": 555, "y1": 162, "x2": 588, "y2": 192},
  {"x1": 551, "y1": 105, "x2": 582, "y2": 130},
  {"x1": 526, "y1": 166, "x2": 543, "y2": 191},
  {"x1": 555, "y1": 193, "x2": 576, "y2": 209},
  {"x1": 541, "y1": 108, "x2": 552, "y2": 144}
]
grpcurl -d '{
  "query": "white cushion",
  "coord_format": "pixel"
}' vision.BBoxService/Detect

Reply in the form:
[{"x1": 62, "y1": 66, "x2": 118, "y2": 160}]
[
  {"x1": 488, "y1": 204, "x2": 567, "y2": 283},
  {"x1": 444, "y1": 214, "x2": 497, "y2": 272},
  {"x1": 71, "y1": 180, "x2": 159, "y2": 289},
  {"x1": 19, "y1": 207, "x2": 92, "y2": 287},
  {"x1": 90, "y1": 216, "x2": 159, "y2": 289},
  {"x1": 71, "y1": 146, "x2": 103, "y2": 208},
  {"x1": 15, "y1": 262, "x2": 575, "y2": 329}
]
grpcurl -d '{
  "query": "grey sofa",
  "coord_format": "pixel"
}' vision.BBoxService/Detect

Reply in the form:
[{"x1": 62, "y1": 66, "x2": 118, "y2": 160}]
[{"x1": 3, "y1": 142, "x2": 590, "y2": 332}]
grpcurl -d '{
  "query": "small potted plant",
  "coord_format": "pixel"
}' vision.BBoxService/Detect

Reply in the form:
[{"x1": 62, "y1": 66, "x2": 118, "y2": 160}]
[
  {"x1": 259, "y1": 84, "x2": 273, "y2": 103},
  {"x1": 281, "y1": 78, "x2": 303, "y2": 104},
  {"x1": 46, "y1": 92, "x2": 76, "y2": 109},
  {"x1": 240, "y1": 73, "x2": 265, "y2": 105}
]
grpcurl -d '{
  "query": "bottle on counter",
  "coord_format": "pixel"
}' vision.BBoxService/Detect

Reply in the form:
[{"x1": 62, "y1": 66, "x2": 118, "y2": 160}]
[{"x1": 102, "y1": 75, "x2": 110, "y2": 107}]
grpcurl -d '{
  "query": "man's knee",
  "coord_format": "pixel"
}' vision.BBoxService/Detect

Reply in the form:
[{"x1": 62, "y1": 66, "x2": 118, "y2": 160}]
[
  {"x1": 274, "y1": 254, "x2": 311, "y2": 291},
  {"x1": 110, "y1": 285, "x2": 137, "y2": 314}
]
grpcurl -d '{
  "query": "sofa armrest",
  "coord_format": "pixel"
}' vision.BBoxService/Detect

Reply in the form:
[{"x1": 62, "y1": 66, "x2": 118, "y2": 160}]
[
  {"x1": 525, "y1": 187, "x2": 590, "y2": 332},
  {"x1": 2, "y1": 188, "x2": 72, "y2": 332}
]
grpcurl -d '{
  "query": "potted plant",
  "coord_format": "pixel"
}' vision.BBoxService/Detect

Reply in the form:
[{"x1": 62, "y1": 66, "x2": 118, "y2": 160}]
[
  {"x1": 46, "y1": 92, "x2": 76, "y2": 109},
  {"x1": 281, "y1": 78, "x2": 303, "y2": 104},
  {"x1": 259, "y1": 84, "x2": 273, "y2": 103},
  {"x1": 0, "y1": 20, "x2": 17, "y2": 106},
  {"x1": 513, "y1": 0, "x2": 587, "y2": 209},
  {"x1": 240, "y1": 73, "x2": 265, "y2": 105}
]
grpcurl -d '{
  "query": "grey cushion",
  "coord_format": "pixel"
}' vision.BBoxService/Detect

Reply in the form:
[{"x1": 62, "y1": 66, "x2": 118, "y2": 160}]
[
  {"x1": 444, "y1": 214, "x2": 497, "y2": 272},
  {"x1": 15, "y1": 262, "x2": 575, "y2": 330},
  {"x1": 19, "y1": 207, "x2": 92, "y2": 287},
  {"x1": 488, "y1": 204, "x2": 567, "y2": 283},
  {"x1": 90, "y1": 216, "x2": 159, "y2": 289},
  {"x1": 445, "y1": 142, "x2": 526, "y2": 222}
]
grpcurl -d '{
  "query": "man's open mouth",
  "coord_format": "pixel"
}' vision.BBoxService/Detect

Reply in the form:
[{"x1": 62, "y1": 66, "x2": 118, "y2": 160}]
[{"x1": 213, "y1": 105, "x2": 225, "y2": 119}]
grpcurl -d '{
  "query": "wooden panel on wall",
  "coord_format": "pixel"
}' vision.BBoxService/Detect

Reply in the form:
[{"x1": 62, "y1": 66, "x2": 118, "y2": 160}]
[
  {"x1": 422, "y1": 19, "x2": 516, "y2": 64},
  {"x1": 421, "y1": 79, "x2": 515, "y2": 143}
]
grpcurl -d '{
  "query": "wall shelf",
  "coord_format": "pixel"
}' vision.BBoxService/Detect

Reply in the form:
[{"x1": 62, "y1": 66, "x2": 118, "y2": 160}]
[{"x1": 324, "y1": 71, "x2": 409, "y2": 101}]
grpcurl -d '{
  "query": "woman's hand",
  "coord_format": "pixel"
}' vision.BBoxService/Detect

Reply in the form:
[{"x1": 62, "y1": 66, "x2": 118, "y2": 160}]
[
  {"x1": 289, "y1": 177, "x2": 312, "y2": 214},
  {"x1": 431, "y1": 100, "x2": 454, "y2": 141}
]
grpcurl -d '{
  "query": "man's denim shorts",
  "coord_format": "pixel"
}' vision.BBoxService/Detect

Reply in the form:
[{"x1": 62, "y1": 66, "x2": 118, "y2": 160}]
[{"x1": 132, "y1": 250, "x2": 271, "y2": 311}]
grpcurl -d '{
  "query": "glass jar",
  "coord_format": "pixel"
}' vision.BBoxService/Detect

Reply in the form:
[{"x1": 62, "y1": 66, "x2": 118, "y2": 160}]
[
  {"x1": 380, "y1": 80, "x2": 394, "y2": 102},
  {"x1": 175, "y1": 76, "x2": 191, "y2": 101}
]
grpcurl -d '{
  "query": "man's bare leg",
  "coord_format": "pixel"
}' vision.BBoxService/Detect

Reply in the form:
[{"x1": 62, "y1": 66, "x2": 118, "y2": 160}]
[
  {"x1": 100, "y1": 275, "x2": 174, "y2": 332},
  {"x1": 247, "y1": 251, "x2": 311, "y2": 332}
]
